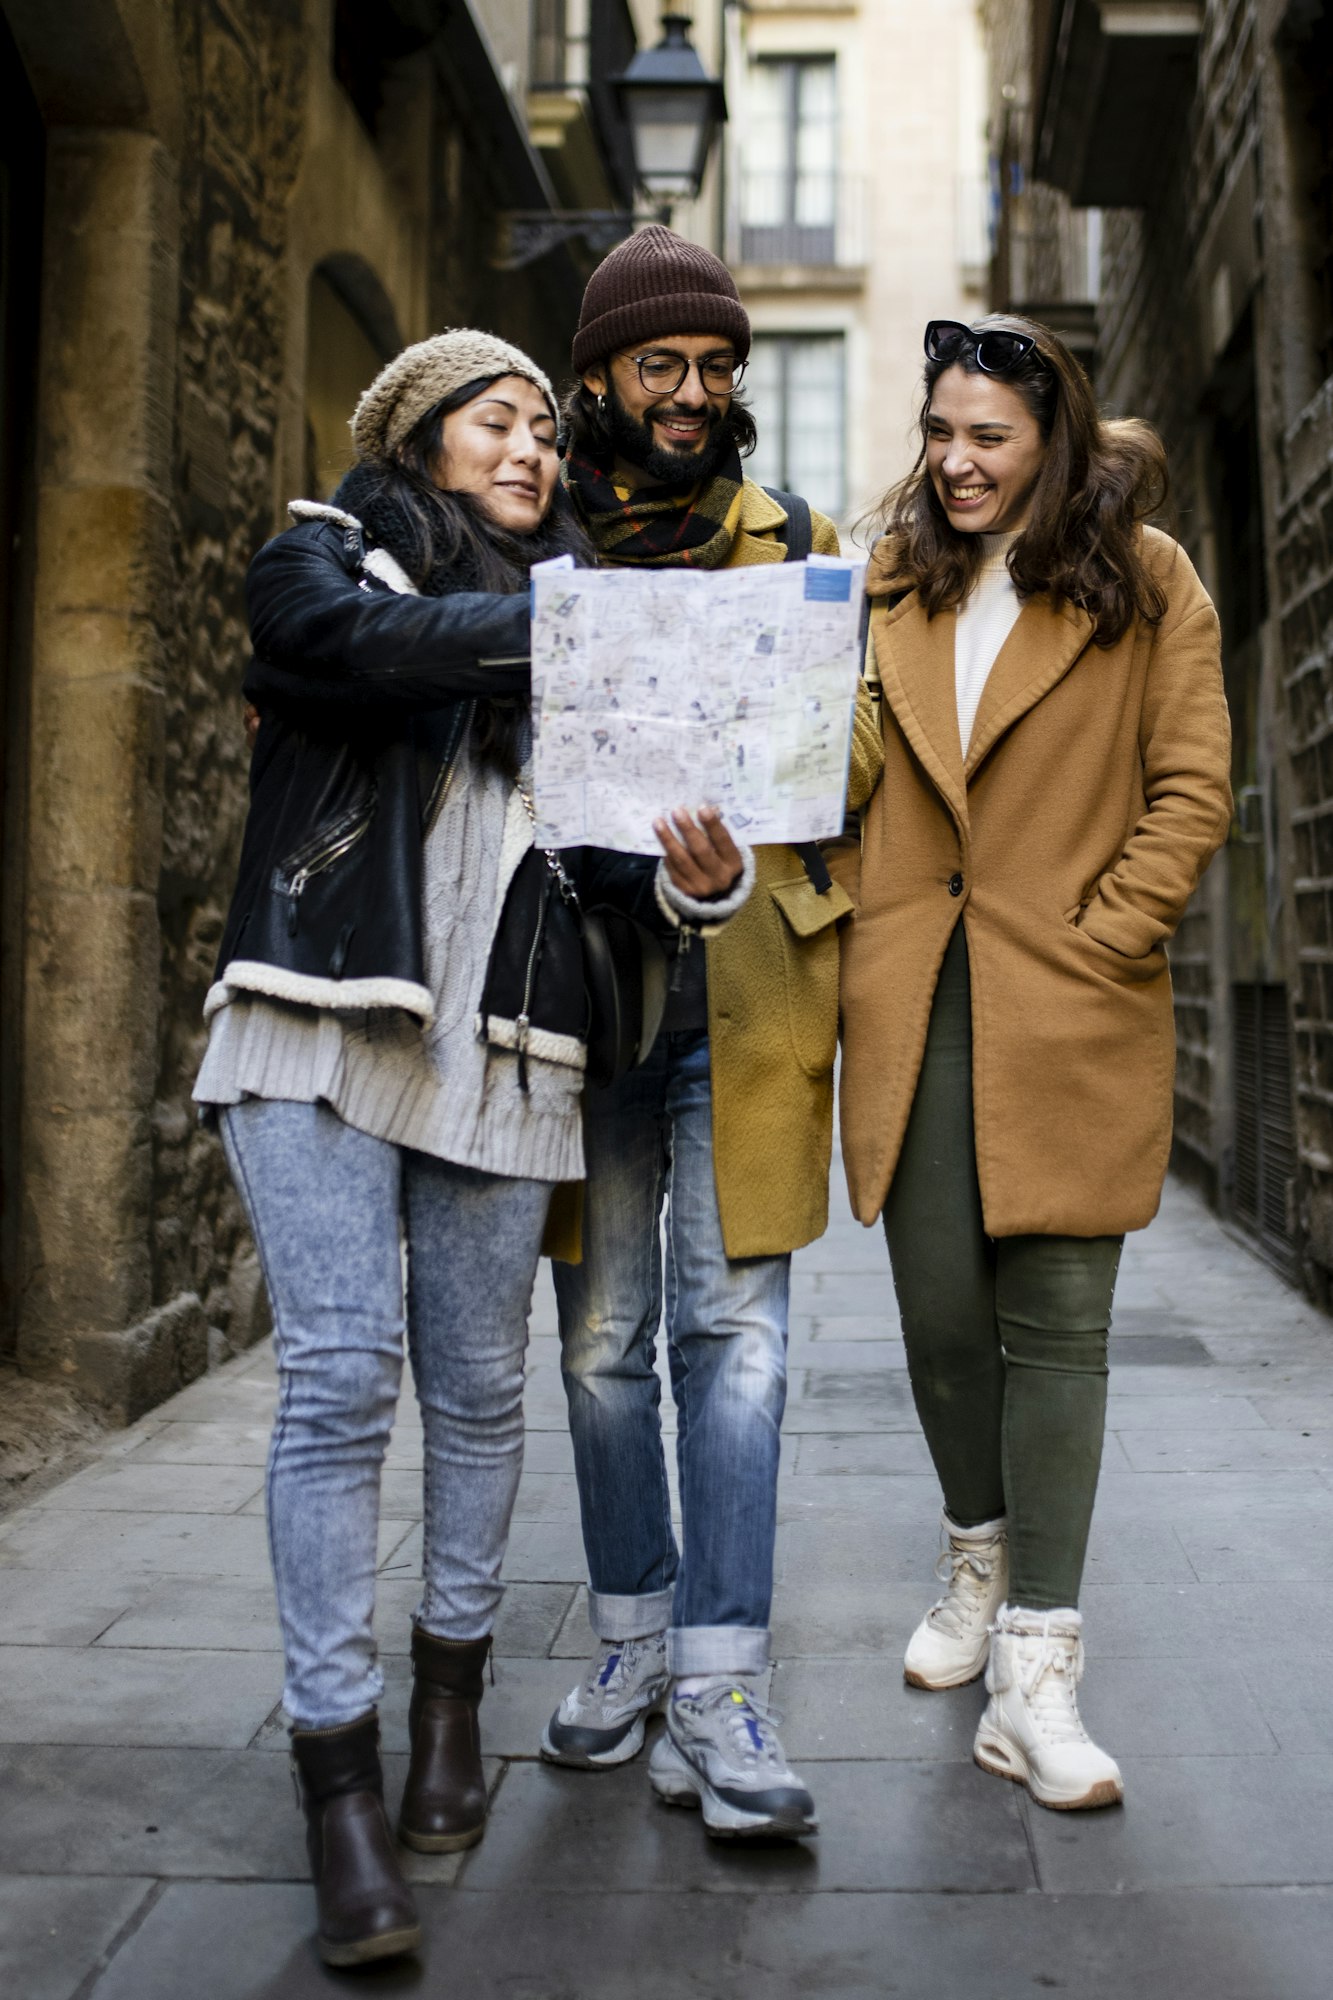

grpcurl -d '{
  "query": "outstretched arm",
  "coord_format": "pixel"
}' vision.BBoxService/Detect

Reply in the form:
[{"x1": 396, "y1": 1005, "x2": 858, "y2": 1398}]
[{"x1": 244, "y1": 523, "x2": 531, "y2": 712}]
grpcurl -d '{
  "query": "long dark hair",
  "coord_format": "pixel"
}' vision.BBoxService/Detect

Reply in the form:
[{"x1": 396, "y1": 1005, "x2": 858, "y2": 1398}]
[
  {"x1": 560, "y1": 379, "x2": 759, "y2": 462},
  {"x1": 351, "y1": 377, "x2": 592, "y2": 773},
  {"x1": 867, "y1": 315, "x2": 1170, "y2": 646}
]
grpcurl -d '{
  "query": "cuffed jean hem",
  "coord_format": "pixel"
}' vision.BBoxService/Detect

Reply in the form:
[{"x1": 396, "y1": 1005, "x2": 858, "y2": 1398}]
[
  {"x1": 286, "y1": 1685, "x2": 385, "y2": 1734},
  {"x1": 588, "y1": 1586, "x2": 675, "y2": 1642},
  {"x1": 667, "y1": 1624, "x2": 771, "y2": 1677}
]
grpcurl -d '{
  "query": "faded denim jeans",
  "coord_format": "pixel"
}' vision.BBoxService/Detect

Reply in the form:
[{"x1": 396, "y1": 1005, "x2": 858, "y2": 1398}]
[
  {"x1": 221, "y1": 1098, "x2": 551, "y2": 1729},
  {"x1": 554, "y1": 1030, "x2": 790, "y2": 1678}
]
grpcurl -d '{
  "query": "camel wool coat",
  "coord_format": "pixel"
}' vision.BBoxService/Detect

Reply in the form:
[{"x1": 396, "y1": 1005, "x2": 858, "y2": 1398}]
[{"x1": 837, "y1": 526, "x2": 1231, "y2": 1239}]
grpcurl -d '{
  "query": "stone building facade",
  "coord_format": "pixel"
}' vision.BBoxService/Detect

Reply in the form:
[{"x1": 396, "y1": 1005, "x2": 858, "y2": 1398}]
[
  {"x1": 0, "y1": 0, "x2": 639, "y2": 1416},
  {"x1": 983, "y1": 0, "x2": 1333, "y2": 1293}
]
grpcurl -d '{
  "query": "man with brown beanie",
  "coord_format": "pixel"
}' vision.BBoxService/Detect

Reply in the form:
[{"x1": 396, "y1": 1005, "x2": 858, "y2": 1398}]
[{"x1": 540, "y1": 227, "x2": 882, "y2": 1841}]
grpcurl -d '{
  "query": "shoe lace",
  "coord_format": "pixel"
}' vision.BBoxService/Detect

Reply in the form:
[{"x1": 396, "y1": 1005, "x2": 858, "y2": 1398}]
[
  {"x1": 580, "y1": 1636, "x2": 657, "y2": 1702},
  {"x1": 1013, "y1": 1621, "x2": 1089, "y2": 1745},
  {"x1": 926, "y1": 1544, "x2": 999, "y2": 1638},
  {"x1": 691, "y1": 1683, "x2": 787, "y2": 1770}
]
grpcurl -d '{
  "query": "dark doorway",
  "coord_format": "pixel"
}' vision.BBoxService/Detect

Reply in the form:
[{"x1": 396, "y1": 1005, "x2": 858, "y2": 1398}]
[
  {"x1": 0, "y1": 15, "x2": 44, "y2": 1355},
  {"x1": 1205, "y1": 308, "x2": 1296, "y2": 1271}
]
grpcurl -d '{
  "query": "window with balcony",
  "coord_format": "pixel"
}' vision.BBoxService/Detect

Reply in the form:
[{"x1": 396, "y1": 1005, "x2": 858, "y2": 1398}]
[
  {"x1": 740, "y1": 57, "x2": 839, "y2": 265},
  {"x1": 745, "y1": 333, "x2": 846, "y2": 520}
]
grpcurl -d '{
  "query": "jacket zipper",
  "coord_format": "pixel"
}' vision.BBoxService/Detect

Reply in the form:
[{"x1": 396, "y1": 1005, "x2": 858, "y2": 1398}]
[
  {"x1": 513, "y1": 878, "x2": 553, "y2": 1094},
  {"x1": 423, "y1": 701, "x2": 473, "y2": 831},
  {"x1": 277, "y1": 812, "x2": 372, "y2": 934}
]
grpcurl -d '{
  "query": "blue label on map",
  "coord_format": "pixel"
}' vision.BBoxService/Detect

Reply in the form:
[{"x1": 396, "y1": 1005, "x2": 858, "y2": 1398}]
[{"x1": 804, "y1": 568, "x2": 852, "y2": 602}]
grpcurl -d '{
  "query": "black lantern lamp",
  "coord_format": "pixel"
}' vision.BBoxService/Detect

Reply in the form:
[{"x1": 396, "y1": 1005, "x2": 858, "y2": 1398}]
[
  {"x1": 615, "y1": 13, "x2": 728, "y2": 205},
  {"x1": 494, "y1": 11, "x2": 727, "y2": 267}
]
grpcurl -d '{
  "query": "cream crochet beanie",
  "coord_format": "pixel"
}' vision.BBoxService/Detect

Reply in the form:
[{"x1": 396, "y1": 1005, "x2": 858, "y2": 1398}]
[{"x1": 350, "y1": 329, "x2": 558, "y2": 461}]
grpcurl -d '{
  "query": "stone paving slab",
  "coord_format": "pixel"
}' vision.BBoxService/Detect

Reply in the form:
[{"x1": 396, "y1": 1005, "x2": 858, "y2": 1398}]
[
  {"x1": 76, "y1": 1882, "x2": 1333, "y2": 2000},
  {"x1": 5, "y1": 1177, "x2": 1333, "y2": 1997},
  {"x1": 464, "y1": 1756, "x2": 1034, "y2": 1895},
  {"x1": 0, "y1": 1876, "x2": 155, "y2": 2000}
]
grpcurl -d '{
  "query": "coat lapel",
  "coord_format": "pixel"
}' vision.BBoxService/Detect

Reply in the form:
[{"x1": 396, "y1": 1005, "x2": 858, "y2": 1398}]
[
  {"x1": 964, "y1": 595, "x2": 1094, "y2": 777},
  {"x1": 872, "y1": 595, "x2": 968, "y2": 826}
]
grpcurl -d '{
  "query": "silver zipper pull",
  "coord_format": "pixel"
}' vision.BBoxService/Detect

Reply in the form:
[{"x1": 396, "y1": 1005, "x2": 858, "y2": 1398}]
[{"x1": 287, "y1": 871, "x2": 308, "y2": 936}]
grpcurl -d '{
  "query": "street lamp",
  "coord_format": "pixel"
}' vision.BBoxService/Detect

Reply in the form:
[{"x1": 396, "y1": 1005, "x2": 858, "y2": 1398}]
[
  {"x1": 494, "y1": 12, "x2": 727, "y2": 269},
  {"x1": 616, "y1": 13, "x2": 729, "y2": 206}
]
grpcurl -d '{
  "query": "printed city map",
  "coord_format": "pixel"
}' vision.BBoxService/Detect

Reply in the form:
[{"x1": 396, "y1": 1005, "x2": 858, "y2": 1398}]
[{"x1": 529, "y1": 554, "x2": 868, "y2": 854}]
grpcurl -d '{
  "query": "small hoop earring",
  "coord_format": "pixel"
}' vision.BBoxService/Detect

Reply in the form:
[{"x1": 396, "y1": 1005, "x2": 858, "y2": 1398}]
[{"x1": 596, "y1": 394, "x2": 606, "y2": 413}]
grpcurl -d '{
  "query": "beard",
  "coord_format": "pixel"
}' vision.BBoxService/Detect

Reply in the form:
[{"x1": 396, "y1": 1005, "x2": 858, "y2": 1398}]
[{"x1": 602, "y1": 383, "x2": 736, "y2": 488}]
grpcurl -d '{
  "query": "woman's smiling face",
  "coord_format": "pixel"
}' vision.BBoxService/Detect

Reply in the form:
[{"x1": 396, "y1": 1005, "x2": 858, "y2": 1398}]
[
  {"x1": 433, "y1": 376, "x2": 559, "y2": 532},
  {"x1": 925, "y1": 365, "x2": 1047, "y2": 535}
]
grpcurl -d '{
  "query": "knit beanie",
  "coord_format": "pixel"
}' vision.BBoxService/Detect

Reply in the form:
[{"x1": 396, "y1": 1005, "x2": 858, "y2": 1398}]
[
  {"x1": 350, "y1": 329, "x2": 558, "y2": 461},
  {"x1": 571, "y1": 225, "x2": 751, "y2": 375}
]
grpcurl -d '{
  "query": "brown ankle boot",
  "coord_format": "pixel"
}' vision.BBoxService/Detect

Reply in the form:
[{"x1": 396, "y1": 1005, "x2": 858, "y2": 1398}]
[
  {"x1": 290, "y1": 1712, "x2": 421, "y2": 1967},
  {"x1": 398, "y1": 1628, "x2": 491, "y2": 1853}
]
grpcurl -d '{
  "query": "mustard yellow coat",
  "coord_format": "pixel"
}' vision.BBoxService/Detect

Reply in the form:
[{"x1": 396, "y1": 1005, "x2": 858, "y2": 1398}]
[
  {"x1": 705, "y1": 483, "x2": 883, "y2": 1256},
  {"x1": 548, "y1": 479, "x2": 883, "y2": 1262},
  {"x1": 837, "y1": 527, "x2": 1231, "y2": 1239}
]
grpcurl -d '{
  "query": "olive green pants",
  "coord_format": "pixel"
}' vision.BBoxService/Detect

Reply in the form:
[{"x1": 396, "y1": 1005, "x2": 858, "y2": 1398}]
[{"x1": 882, "y1": 925, "x2": 1122, "y2": 1610}]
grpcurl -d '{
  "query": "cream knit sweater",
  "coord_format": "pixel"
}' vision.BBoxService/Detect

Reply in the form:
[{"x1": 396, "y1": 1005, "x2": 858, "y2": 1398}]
[{"x1": 954, "y1": 529, "x2": 1023, "y2": 757}]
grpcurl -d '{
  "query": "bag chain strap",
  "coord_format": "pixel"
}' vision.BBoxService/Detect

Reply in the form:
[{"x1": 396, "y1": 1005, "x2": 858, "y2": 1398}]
[{"x1": 516, "y1": 782, "x2": 580, "y2": 908}]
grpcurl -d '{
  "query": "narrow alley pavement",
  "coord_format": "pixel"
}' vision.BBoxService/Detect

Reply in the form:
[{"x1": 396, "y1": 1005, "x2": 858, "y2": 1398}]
[{"x1": 4, "y1": 1175, "x2": 1333, "y2": 1999}]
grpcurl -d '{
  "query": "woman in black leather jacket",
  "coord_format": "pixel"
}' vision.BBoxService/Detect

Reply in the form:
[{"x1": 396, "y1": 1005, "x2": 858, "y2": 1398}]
[{"x1": 194, "y1": 330, "x2": 747, "y2": 1968}]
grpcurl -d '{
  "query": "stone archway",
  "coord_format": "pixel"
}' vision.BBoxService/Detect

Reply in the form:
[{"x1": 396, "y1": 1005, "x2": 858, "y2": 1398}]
[{"x1": 304, "y1": 255, "x2": 403, "y2": 499}]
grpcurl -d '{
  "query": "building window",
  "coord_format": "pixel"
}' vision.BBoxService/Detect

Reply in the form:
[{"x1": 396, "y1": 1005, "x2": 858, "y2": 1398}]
[
  {"x1": 740, "y1": 57, "x2": 838, "y2": 265},
  {"x1": 532, "y1": 0, "x2": 570, "y2": 87},
  {"x1": 745, "y1": 333, "x2": 846, "y2": 520}
]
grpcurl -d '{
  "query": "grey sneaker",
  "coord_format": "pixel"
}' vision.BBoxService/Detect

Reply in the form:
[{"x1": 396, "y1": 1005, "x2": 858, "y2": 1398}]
[
  {"x1": 540, "y1": 1634, "x2": 669, "y2": 1768},
  {"x1": 648, "y1": 1679, "x2": 817, "y2": 1840}
]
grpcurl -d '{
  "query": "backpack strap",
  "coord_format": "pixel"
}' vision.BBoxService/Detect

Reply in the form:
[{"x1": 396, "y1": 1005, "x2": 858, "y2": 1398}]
[{"x1": 763, "y1": 486, "x2": 813, "y2": 564}]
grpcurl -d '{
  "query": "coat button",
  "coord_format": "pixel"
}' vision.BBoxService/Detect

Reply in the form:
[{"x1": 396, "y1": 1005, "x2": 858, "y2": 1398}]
[{"x1": 948, "y1": 872, "x2": 964, "y2": 897}]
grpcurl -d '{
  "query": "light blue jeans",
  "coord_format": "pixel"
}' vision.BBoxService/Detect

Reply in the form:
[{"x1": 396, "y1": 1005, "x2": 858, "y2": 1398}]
[
  {"x1": 220, "y1": 1098, "x2": 552, "y2": 1729},
  {"x1": 554, "y1": 1031, "x2": 790, "y2": 1677}
]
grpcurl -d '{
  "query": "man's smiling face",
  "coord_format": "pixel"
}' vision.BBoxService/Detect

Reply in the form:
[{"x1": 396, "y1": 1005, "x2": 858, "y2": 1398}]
[{"x1": 583, "y1": 335, "x2": 740, "y2": 487}]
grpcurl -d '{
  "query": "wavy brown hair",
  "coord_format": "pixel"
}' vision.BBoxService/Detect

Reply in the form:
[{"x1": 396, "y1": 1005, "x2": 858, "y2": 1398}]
[{"x1": 867, "y1": 314, "x2": 1171, "y2": 646}]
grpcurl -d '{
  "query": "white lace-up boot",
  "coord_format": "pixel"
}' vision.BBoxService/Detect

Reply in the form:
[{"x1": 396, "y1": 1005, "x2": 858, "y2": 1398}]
[
  {"x1": 903, "y1": 1512, "x2": 1008, "y2": 1690},
  {"x1": 973, "y1": 1604, "x2": 1124, "y2": 1810}
]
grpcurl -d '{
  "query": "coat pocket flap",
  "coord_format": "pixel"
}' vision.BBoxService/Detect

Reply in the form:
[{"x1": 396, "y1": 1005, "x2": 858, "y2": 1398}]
[{"x1": 770, "y1": 873, "x2": 854, "y2": 938}]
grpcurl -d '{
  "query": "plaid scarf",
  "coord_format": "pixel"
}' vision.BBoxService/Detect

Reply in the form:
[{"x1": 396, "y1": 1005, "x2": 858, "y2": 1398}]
[{"x1": 564, "y1": 443, "x2": 745, "y2": 569}]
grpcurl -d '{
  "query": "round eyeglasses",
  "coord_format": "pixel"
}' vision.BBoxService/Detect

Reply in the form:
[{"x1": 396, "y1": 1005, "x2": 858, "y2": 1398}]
[
  {"x1": 620, "y1": 349, "x2": 747, "y2": 395},
  {"x1": 924, "y1": 319, "x2": 1038, "y2": 375}
]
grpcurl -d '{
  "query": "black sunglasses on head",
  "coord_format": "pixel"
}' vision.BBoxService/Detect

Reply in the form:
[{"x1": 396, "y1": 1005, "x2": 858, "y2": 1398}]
[{"x1": 924, "y1": 319, "x2": 1038, "y2": 375}]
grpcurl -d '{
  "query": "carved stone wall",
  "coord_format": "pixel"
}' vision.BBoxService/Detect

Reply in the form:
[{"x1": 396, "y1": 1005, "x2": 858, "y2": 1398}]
[
  {"x1": 150, "y1": 0, "x2": 308, "y2": 1381},
  {"x1": 6, "y1": 0, "x2": 588, "y2": 1414}
]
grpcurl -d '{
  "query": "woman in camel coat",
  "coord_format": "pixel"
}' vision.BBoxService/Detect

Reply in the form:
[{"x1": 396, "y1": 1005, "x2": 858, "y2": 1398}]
[{"x1": 837, "y1": 316, "x2": 1231, "y2": 1811}]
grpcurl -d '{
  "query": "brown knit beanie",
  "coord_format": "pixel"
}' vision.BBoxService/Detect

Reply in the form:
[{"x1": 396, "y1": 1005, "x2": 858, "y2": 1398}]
[
  {"x1": 571, "y1": 225, "x2": 751, "y2": 375},
  {"x1": 350, "y1": 329, "x2": 557, "y2": 462}
]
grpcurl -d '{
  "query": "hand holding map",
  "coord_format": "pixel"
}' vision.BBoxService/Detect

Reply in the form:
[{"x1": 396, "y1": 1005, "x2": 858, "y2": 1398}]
[{"x1": 529, "y1": 554, "x2": 868, "y2": 854}]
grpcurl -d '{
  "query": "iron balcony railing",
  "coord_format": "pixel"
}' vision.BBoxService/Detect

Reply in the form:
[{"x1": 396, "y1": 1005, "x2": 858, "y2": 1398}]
[{"x1": 734, "y1": 171, "x2": 867, "y2": 268}]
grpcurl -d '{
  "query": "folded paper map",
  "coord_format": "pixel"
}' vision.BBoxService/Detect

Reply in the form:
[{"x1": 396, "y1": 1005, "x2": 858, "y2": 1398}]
[{"x1": 529, "y1": 553, "x2": 868, "y2": 853}]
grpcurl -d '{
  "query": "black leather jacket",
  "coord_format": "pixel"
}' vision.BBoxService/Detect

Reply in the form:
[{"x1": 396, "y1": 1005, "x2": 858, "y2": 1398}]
[{"x1": 210, "y1": 507, "x2": 668, "y2": 1041}]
